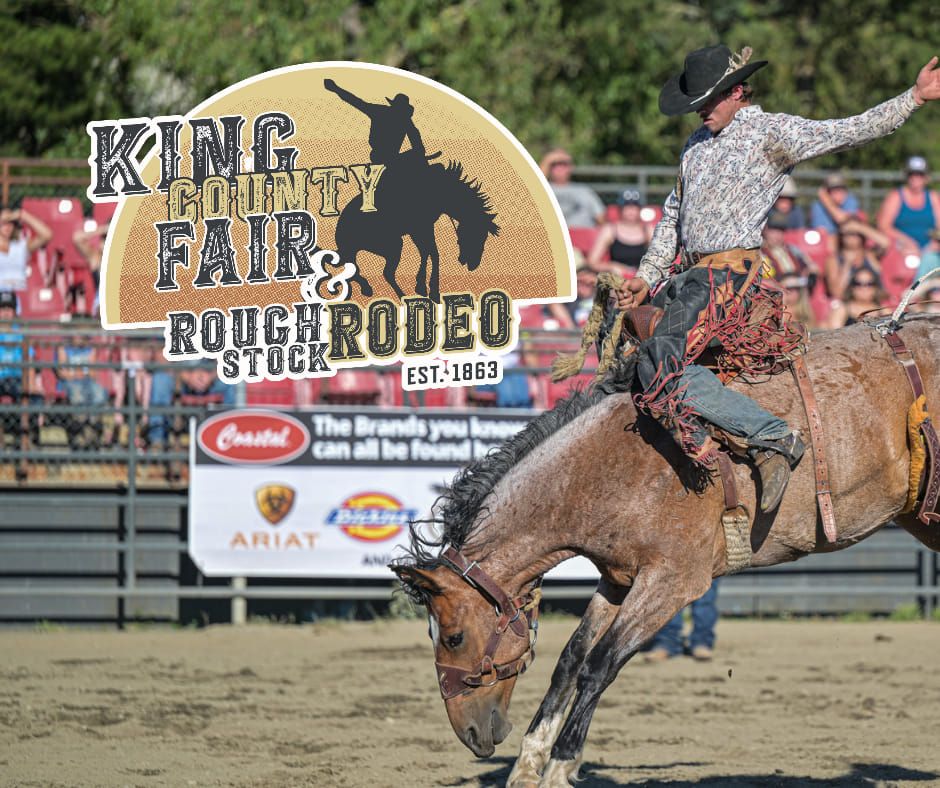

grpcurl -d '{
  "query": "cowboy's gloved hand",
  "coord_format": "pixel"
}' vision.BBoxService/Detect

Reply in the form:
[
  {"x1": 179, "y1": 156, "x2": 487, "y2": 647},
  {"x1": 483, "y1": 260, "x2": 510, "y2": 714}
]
[
  {"x1": 616, "y1": 278, "x2": 650, "y2": 310},
  {"x1": 913, "y1": 56, "x2": 940, "y2": 104}
]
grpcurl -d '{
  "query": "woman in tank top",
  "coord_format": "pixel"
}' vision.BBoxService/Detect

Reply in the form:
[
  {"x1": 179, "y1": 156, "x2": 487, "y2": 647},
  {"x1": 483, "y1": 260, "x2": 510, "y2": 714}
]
[
  {"x1": 877, "y1": 155, "x2": 940, "y2": 252},
  {"x1": 0, "y1": 207, "x2": 53, "y2": 293},
  {"x1": 586, "y1": 188, "x2": 653, "y2": 275}
]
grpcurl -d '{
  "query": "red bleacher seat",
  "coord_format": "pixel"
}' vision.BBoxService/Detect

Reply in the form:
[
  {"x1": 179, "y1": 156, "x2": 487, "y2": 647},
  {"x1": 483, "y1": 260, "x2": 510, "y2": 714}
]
[
  {"x1": 322, "y1": 370, "x2": 381, "y2": 405},
  {"x1": 783, "y1": 228, "x2": 830, "y2": 270},
  {"x1": 22, "y1": 197, "x2": 94, "y2": 315},
  {"x1": 92, "y1": 202, "x2": 117, "y2": 226},
  {"x1": 568, "y1": 227, "x2": 601, "y2": 256},
  {"x1": 880, "y1": 249, "x2": 919, "y2": 305},
  {"x1": 640, "y1": 204, "x2": 663, "y2": 227},
  {"x1": 245, "y1": 378, "x2": 298, "y2": 406}
]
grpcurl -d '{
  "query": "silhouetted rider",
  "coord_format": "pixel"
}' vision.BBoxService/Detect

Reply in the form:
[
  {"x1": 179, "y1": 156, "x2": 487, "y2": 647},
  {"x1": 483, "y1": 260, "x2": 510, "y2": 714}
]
[{"x1": 324, "y1": 79, "x2": 427, "y2": 165}]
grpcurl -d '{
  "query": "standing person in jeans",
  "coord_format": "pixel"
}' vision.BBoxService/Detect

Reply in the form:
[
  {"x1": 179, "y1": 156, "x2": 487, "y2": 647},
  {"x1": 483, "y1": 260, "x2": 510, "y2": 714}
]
[{"x1": 646, "y1": 580, "x2": 720, "y2": 662}]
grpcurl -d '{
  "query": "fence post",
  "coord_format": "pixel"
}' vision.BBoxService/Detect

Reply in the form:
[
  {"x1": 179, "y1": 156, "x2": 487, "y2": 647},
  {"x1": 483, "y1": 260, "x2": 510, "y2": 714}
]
[
  {"x1": 231, "y1": 576, "x2": 247, "y2": 624},
  {"x1": 125, "y1": 367, "x2": 138, "y2": 602}
]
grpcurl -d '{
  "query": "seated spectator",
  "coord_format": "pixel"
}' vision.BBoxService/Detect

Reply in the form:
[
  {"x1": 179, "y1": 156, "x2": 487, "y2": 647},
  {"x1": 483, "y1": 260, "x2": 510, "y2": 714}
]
[
  {"x1": 586, "y1": 188, "x2": 652, "y2": 275},
  {"x1": 778, "y1": 272, "x2": 819, "y2": 332},
  {"x1": 913, "y1": 227, "x2": 940, "y2": 298},
  {"x1": 56, "y1": 331, "x2": 110, "y2": 448},
  {"x1": 828, "y1": 267, "x2": 884, "y2": 327},
  {"x1": 0, "y1": 206, "x2": 52, "y2": 293},
  {"x1": 0, "y1": 292, "x2": 41, "y2": 441},
  {"x1": 563, "y1": 258, "x2": 599, "y2": 327},
  {"x1": 72, "y1": 222, "x2": 109, "y2": 315},
  {"x1": 761, "y1": 214, "x2": 816, "y2": 278},
  {"x1": 766, "y1": 176, "x2": 806, "y2": 229},
  {"x1": 148, "y1": 363, "x2": 235, "y2": 449},
  {"x1": 824, "y1": 215, "x2": 891, "y2": 300},
  {"x1": 877, "y1": 155, "x2": 940, "y2": 254},
  {"x1": 914, "y1": 283, "x2": 940, "y2": 313},
  {"x1": 810, "y1": 172, "x2": 860, "y2": 233},
  {"x1": 540, "y1": 148, "x2": 604, "y2": 228}
]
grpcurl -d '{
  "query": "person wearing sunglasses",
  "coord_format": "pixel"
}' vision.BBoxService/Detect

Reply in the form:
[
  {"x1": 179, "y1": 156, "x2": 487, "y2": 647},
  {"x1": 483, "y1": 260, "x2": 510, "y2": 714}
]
[{"x1": 829, "y1": 267, "x2": 885, "y2": 327}]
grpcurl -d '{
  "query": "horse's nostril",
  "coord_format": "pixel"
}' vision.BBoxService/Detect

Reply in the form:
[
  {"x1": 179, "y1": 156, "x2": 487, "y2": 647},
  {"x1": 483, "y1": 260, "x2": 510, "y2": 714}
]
[{"x1": 466, "y1": 724, "x2": 480, "y2": 751}]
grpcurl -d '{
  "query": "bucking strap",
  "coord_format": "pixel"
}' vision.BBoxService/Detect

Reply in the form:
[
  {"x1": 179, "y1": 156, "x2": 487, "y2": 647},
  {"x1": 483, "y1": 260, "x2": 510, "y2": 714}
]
[
  {"x1": 883, "y1": 330, "x2": 940, "y2": 524},
  {"x1": 791, "y1": 356, "x2": 838, "y2": 543}
]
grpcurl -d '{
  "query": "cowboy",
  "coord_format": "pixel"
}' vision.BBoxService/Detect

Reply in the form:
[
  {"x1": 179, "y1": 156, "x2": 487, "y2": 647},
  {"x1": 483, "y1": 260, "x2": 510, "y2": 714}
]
[
  {"x1": 323, "y1": 79, "x2": 427, "y2": 166},
  {"x1": 617, "y1": 45, "x2": 940, "y2": 511}
]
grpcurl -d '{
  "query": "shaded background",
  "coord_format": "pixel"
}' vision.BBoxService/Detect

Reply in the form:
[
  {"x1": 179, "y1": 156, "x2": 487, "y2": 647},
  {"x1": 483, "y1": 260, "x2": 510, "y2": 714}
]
[{"x1": 4, "y1": 0, "x2": 939, "y2": 171}]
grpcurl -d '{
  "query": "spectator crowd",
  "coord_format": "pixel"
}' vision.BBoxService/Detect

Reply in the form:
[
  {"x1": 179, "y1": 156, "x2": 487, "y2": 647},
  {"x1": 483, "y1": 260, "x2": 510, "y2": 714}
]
[{"x1": 0, "y1": 151, "x2": 938, "y2": 465}]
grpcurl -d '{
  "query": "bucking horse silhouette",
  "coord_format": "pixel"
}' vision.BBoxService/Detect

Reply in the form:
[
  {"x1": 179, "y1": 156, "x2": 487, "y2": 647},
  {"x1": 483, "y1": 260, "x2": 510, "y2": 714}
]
[{"x1": 325, "y1": 79, "x2": 499, "y2": 302}]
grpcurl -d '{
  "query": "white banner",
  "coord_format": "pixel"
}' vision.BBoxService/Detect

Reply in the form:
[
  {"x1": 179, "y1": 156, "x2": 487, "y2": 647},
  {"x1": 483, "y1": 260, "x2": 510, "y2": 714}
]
[{"x1": 189, "y1": 407, "x2": 599, "y2": 580}]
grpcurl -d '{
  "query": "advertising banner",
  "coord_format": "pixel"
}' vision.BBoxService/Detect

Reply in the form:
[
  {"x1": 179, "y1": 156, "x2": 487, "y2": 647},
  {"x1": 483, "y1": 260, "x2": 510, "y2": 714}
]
[{"x1": 189, "y1": 406, "x2": 599, "y2": 579}]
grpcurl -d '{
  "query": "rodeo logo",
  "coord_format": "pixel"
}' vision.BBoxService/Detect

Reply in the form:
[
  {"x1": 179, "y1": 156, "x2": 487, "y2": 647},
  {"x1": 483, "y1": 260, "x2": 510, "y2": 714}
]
[{"x1": 87, "y1": 63, "x2": 574, "y2": 390}]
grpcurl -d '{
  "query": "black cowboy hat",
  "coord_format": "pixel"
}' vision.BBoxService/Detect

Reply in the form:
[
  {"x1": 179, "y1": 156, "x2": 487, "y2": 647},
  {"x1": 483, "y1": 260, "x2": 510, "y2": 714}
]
[{"x1": 659, "y1": 45, "x2": 768, "y2": 116}]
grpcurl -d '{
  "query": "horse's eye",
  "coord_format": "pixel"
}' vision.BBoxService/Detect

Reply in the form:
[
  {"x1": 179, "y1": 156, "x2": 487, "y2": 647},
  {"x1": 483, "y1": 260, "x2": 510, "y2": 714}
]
[{"x1": 446, "y1": 632, "x2": 464, "y2": 649}]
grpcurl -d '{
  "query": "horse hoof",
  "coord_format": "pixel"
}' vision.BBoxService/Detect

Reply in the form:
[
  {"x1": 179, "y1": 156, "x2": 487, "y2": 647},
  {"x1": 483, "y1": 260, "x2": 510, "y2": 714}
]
[
  {"x1": 506, "y1": 759, "x2": 541, "y2": 787},
  {"x1": 538, "y1": 758, "x2": 581, "y2": 787},
  {"x1": 415, "y1": 282, "x2": 427, "y2": 297}
]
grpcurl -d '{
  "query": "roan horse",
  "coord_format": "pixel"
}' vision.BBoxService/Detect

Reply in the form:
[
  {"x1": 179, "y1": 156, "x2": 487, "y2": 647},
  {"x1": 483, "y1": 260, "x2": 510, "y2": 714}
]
[
  {"x1": 392, "y1": 313, "x2": 940, "y2": 787},
  {"x1": 335, "y1": 158, "x2": 499, "y2": 303}
]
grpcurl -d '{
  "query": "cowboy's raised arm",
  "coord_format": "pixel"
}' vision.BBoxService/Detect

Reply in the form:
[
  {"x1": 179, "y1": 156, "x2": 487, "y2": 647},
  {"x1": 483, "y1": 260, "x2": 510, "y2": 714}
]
[
  {"x1": 323, "y1": 78, "x2": 372, "y2": 115},
  {"x1": 635, "y1": 187, "x2": 680, "y2": 289},
  {"x1": 767, "y1": 57, "x2": 939, "y2": 166}
]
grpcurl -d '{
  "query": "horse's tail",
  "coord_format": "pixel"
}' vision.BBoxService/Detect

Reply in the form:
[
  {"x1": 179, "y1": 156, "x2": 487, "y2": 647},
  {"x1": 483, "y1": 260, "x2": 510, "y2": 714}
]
[{"x1": 551, "y1": 271, "x2": 626, "y2": 382}]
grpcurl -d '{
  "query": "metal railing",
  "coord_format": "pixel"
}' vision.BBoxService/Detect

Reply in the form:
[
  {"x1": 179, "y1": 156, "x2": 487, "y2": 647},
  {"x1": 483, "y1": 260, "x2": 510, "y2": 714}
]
[
  {"x1": 0, "y1": 157, "x2": 909, "y2": 220},
  {"x1": 1, "y1": 321, "x2": 938, "y2": 625}
]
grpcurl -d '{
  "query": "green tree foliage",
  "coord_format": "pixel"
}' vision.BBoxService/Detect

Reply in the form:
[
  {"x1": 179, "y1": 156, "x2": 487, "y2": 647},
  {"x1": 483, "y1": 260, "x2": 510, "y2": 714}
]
[{"x1": 3, "y1": 0, "x2": 939, "y2": 170}]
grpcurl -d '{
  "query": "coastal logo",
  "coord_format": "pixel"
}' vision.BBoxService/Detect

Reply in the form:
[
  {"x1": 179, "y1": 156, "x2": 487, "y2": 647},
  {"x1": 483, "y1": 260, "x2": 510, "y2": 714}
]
[
  {"x1": 197, "y1": 410, "x2": 310, "y2": 464},
  {"x1": 88, "y1": 62, "x2": 574, "y2": 390},
  {"x1": 326, "y1": 492, "x2": 417, "y2": 543}
]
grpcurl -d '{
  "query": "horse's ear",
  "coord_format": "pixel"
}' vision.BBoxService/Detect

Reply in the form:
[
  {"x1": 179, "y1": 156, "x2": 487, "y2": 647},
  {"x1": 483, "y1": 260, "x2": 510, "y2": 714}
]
[{"x1": 390, "y1": 564, "x2": 443, "y2": 595}]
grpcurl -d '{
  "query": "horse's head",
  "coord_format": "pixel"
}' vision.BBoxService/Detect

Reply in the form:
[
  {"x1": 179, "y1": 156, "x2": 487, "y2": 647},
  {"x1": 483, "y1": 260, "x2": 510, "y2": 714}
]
[
  {"x1": 455, "y1": 212, "x2": 499, "y2": 272},
  {"x1": 392, "y1": 554, "x2": 537, "y2": 757}
]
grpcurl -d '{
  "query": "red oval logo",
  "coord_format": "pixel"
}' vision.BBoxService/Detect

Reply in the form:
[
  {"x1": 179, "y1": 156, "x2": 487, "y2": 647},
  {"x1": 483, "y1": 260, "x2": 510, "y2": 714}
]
[{"x1": 197, "y1": 410, "x2": 310, "y2": 465}]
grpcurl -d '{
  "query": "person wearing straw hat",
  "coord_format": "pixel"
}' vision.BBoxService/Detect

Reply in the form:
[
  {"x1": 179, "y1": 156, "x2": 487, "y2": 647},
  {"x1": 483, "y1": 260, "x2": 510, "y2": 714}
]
[{"x1": 616, "y1": 44, "x2": 940, "y2": 511}]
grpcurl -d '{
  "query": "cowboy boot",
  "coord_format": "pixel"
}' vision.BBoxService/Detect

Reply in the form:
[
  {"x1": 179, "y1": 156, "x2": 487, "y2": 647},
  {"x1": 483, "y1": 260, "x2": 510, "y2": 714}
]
[{"x1": 751, "y1": 432, "x2": 805, "y2": 512}]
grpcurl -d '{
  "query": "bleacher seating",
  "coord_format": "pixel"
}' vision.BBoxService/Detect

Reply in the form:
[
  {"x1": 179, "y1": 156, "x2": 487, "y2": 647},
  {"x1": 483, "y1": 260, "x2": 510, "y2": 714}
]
[
  {"x1": 322, "y1": 370, "x2": 381, "y2": 405},
  {"x1": 245, "y1": 378, "x2": 298, "y2": 406},
  {"x1": 568, "y1": 227, "x2": 601, "y2": 257},
  {"x1": 880, "y1": 248, "x2": 920, "y2": 305},
  {"x1": 22, "y1": 197, "x2": 95, "y2": 316},
  {"x1": 784, "y1": 227, "x2": 830, "y2": 271}
]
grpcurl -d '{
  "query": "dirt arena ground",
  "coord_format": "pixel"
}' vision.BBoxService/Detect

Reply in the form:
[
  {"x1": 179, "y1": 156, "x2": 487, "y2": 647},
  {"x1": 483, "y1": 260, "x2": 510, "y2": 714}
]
[{"x1": 2, "y1": 618, "x2": 940, "y2": 787}]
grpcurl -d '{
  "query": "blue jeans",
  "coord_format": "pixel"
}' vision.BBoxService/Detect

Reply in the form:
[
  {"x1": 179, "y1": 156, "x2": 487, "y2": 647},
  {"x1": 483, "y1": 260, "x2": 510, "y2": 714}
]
[
  {"x1": 148, "y1": 372, "x2": 235, "y2": 443},
  {"x1": 650, "y1": 579, "x2": 720, "y2": 655},
  {"x1": 682, "y1": 365, "x2": 790, "y2": 445}
]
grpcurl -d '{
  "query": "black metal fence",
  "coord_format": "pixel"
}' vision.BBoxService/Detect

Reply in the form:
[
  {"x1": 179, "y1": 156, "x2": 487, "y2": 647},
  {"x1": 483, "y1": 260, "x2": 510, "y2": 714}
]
[{"x1": 0, "y1": 321, "x2": 938, "y2": 626}]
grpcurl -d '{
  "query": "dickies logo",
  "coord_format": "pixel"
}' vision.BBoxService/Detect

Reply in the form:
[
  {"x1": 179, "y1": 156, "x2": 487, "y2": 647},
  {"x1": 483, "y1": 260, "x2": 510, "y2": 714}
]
[
  {"x1": 197, "y1": 410, "x2": 310, "y2": 464},
  {"x1": 325, "y1": 492, "x2": 417, "y2": 542}
]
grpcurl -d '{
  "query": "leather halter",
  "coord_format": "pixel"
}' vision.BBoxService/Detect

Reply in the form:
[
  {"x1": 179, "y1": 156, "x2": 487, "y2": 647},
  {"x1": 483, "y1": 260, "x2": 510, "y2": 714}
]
[{"x1": 434, "y1": 546, "x2": 541, "y2": 700}]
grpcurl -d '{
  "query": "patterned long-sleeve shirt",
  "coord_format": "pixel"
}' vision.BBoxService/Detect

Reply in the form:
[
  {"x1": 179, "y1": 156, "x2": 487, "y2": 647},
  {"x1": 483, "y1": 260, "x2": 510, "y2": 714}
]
[{"x1": 636, "y1": 88, "x2": 922, "y2": 288}]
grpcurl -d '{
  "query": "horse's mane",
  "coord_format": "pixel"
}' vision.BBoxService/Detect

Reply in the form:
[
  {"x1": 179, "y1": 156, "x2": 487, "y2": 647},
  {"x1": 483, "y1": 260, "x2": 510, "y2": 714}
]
[
  {"x1": 443, "y1": 160, "x2": 498, "y2": 227},
  {"x1": 393, "y1": 355, "x2": 638, "y2": 601}
]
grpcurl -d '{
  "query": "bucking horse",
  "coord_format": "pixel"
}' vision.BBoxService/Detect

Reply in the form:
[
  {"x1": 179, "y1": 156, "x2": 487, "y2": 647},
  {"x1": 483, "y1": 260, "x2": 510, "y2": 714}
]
[
  {"x1": 336, "y1": 155, "x2": 499, "y2": 304},
  {"x1": 392, "y1": 298, "x2": 940, "y2": 786}
]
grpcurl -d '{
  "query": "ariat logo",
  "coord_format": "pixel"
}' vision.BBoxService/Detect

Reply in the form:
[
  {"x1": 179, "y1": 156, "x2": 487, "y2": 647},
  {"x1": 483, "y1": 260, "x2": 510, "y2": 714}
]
[
  {"x1": 326, "y1": 492, "x2": 417, "y2": 542},
  {"x1": 255, "y1": 484, "x2": 296, "y2": 525}
]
